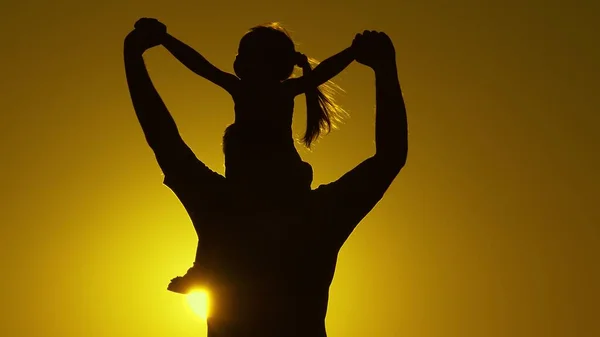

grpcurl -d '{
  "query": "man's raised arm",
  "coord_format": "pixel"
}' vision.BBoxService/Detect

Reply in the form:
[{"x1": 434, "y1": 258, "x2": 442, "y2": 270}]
[
  {"x1": 124, "y1": 26, "x2": 222, "y2": 188},
  {"x1": 315, "y1": 31, "x2": 408, "y2": 246},
  {"x1": 124, "y1": 29, "x2": 182, "y2": 153},
  {"x1": 372, "y1": 38, "x2": 408, "y2": 170}
]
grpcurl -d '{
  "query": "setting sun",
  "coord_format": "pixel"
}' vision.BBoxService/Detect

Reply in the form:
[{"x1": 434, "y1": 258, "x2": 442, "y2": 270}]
[{"x1": 186, "y1": 289, "x2": 210, "y2": 320}]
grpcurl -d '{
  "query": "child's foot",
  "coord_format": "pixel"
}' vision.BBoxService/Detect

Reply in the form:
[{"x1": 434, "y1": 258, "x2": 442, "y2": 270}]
[{"x1": 167, "y1": 265, "x2": 204, "y2": 294}]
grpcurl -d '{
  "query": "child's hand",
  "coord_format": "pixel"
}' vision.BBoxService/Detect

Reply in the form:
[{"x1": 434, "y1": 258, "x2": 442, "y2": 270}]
[
  {"x1": 134, "y1": 18, "x2": 167, "y2": 42},
  {"x1": 124, "y1": 18, "x2": 168, "y2": 53},
  {"x1": 353, "y1": 30, "x2": 396, "y2": 70},
  {"x1": 351, "y1": 33, "x2": 361, "y2": 53},
  {"x1": 295, "y1": 52, "x2": 309, "y2": 68},
  {"x1": 125, "y1": 27, "x2": 161, "y2": 53}
]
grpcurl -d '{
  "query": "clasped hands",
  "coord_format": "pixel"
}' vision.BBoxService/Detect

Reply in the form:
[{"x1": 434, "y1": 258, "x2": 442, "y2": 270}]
[{"x1": 126, "y1": 18, "x2": 396, "y2": 70}]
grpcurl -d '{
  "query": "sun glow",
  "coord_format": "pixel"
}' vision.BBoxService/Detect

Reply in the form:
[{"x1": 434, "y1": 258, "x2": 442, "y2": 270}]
[{"x1": 186, "y1": 289, "x2": 210, "y2": 320}]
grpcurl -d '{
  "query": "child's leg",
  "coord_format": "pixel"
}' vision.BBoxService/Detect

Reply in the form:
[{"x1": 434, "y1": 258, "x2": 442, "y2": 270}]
[{"x1": 167, "y1": 240, "x2": 202, "y2": 294}]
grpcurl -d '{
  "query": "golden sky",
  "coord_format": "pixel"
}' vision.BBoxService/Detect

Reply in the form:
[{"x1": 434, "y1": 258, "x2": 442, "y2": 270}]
[{"x1": 1, "y1": 1, "x2": 598, "y2": 336}]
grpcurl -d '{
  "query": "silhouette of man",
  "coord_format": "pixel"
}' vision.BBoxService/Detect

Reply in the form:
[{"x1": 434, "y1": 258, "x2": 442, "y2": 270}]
[{"x1": 125, "y1": 24, "x2": 408, "y2": 337}]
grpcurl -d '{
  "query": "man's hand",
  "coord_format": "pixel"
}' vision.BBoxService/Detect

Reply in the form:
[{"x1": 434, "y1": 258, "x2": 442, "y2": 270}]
[
  {"x1": 124, "y1": 18, "x2": 167, "y2": 53},
  {"x1": 352, "y1": 30, "x2": 396, "y2": 71},
  {"x1": 134, "y1": 18, "x2": 167, "y2": 36}
]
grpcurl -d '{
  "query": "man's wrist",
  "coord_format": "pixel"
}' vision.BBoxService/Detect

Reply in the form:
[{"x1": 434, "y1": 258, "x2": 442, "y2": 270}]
[
  {"x1": 372, "y1": 60, "x2": 398, "y2": 75},
  {"x1": 124, "y1": 39, "x2": 145, "y2": 56}
]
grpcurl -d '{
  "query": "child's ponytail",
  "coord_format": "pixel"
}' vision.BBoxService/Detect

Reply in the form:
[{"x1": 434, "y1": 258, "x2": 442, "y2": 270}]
[{"x1": 295, "y1": 53, "x2": 346, "y2": 148}]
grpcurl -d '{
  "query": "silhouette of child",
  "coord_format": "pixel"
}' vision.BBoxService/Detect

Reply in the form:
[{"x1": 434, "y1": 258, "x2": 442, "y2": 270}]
[
  {"x1": 134, "y1": 19, "x2": 358, "y2": 293},
  {"x1": 135, "y1": 19, "x2": 355, "y2": 149}
]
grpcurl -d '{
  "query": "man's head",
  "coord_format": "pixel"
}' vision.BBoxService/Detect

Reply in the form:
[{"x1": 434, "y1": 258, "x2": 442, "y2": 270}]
[{"x1": 222, "y1": 124, "x2": 313, "y2": 195}]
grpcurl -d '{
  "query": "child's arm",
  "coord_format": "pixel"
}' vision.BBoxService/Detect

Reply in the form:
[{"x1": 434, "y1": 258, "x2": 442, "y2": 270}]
[
  {"x1": 285, "y1": 45, "x2": 355, "y2": 96},
  {"x1": 162, "y1": 33, "x2": 240, "y2": 95}
]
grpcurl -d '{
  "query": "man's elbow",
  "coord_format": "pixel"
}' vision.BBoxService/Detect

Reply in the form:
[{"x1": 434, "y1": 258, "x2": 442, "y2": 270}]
[
  {"x1": 145, "y1": 132, "x2": 184, "y2": 154},
  {"x1": 389, "y1": 152, "x2": 408, "y2": 173},
  {"x1": 374, "y1": 147, "x2": 408, "y2": 173}
]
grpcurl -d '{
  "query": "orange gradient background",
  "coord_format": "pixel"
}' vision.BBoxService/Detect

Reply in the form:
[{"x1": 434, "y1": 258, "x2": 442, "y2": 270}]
[{"x1": 1, "y1": 1, "x2": 598, "y2": 336}]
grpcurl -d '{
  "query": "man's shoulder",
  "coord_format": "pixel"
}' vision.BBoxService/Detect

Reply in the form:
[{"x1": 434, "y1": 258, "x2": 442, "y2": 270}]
[
  {"x1": 311, "y1": 181, "x2": 342, "y2": 197},
  {"x1": 163, "y1": 170, "x2": 230, "y2": 217},
  {"x1": 309, "y1": 182, "x2": 343, "y2": 212},
  {"x1": 163, "y1": 165, "x2": 226, "y2": 192}
]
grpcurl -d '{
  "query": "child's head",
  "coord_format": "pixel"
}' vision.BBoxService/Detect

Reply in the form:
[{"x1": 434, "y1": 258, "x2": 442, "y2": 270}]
[{"x1": 234, "y1": 22, "x2": 297, "y2": 82}]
